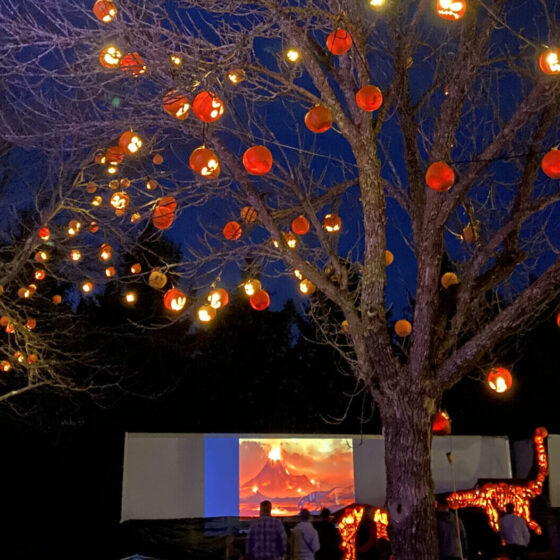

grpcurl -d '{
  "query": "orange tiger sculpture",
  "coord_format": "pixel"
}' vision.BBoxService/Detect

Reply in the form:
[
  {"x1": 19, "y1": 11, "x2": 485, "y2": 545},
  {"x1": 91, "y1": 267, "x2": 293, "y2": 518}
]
[{"x1": 446, "y1": 427, "x2": 549, "y2": 534}]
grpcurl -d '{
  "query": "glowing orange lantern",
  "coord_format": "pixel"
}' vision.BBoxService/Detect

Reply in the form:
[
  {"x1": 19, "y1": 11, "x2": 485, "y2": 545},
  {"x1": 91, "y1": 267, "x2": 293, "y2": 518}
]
[
  {"x1": 395, "y1": 319, "x2": 412, "y2": 337},
  {"x1": 105, "y1": 266, "x2": 116, "y2": 278},
  {"x1": 242, "y1": 146, "x2": 273, "y2": 175},
  {"x1": 0, "y1": 361, "x2": 11, "y2": 372},
  {"x1": 146, "y1": 179, "x2": 157, "y2": 191},
  {"x1": 433, "y1": 411, "x2": 451, "y2": 435},
  {"x1": 27, "y1": 354, "x2": 38, "y2": 365},
  {"x1": 130, "y1": 263, "x2": 142, "y2": 274},
  {"x1": 189, "y1": 146, "x2": 220, "y2": 178},
  {"x1": 385, "y1": 250, "x2": 394, "y2": 266},
  {"x1": 163, "y1": 90, "x2": 191, "y2": 120},
  {"x1": 487, "y1": 367, "x2": 512, "y2": 394},
  {"x1": 69, "y1": 249, "x2": 82, "y2": 262},
  {"x1": 38, "y1": 227, "x2": 50, "y2": 241},
  {"x1": 25, "y1": 319, "x2": 36, "y2": 330},
  {"x1": 291, "y1": 215, "x2": 310, "y2": 236},
  {"x1": 81, "y1": 280, "x2": 94, "y2": 294},
  {"x1": 541, "y1": 149, "x2": 560, "y2": 179},
  {"x1": 93, "y1": 0, "x2": 117, "y2": 23},
  {"x1": 67, "y1": 219, "x2": 81, "y2": 236},
  {"x1": 197, "y1": 305, "x2": 216, "y2": 323},
  {"x1": 241, "y1": 206, "x2": 257, "y2": 223},
  {"x1": 52, "y1": 295, "x2": 62, "y2": 305},
  {"x1": 243, "y1": 279, "x2": 261, "y2": 296},
  {"x1": 90, "y1": 222, "x2": 99, "y2": 233},
  {"x1": 538, "y1": 49, "x2": 560, "y2": 75},
  {"x1": 35, "y1": 250, "x2": 48, "y2": 263},
  {"x1": 91, "y1": 195, "x2": 102, "y2": 207},
  {"x1": 163, "y1": 288, "x2": 187, "y2": 312},
  {"x1": 208, "y1": 288, "x2": 229, "y2": 309},
  {"x1": 124, "y1": 291, "x2": 137, "y2": 304},
  {"x1": 119, "y1": 131, "x2": 143, "y2": 154},
  {"x1": 426, "y1": 161, "x2": 455, "y2": 192},
  {"x1": 192, "y1": 91, "x2": 225, "y2": 122},
  {"x1": 250, "y1": 290, "x2": 270, "y2": 311},
  {"x1": 148, "y1": 269, "x2": 167, "y2": 289},
  {"x1": 462, "y1": 225, "x2": 474, "y2": 244},
  {"x1": 323, "y1": 213, "x2": 342, "y2": 233},
  {"x1": 227, "y1": 68, "x2": 246, "y2": 84},
  {"x1": 153, "y1": 154, "x2": 163, "y2": 165},
  {"x1": 14, "y1": 352, "x2": 24, "y2": 363},
  {"x1": 223, "y1": 221, "x2": 242, "y2": 240},
  {"x1": 119, "y1": 52, "x2": 146, "y2": 76},
  {"x1": 34, "y1": 269, "x2": 46, "y2": 281},
  {"x1": 556, "y1": 312, "x2": 560, "y2": 328},
  {"x1": 299, "y1": 279, "x2": 316, "y2": 295},
  {"x1": 326, "y1": 30, "x2": 353, "y2": 55},
  {"x1": 110, "y1": 191, "x2": 130, "y2": 210},
  {"x1": 98, "y1": 243, "x2": 112, "y2": 261},
  {"x1": 87, "y1": 182, "x2": 98, "y2": 193},
  {"x1": 304, "y1": 105, "x2": 333, "y2": 133},
  {"x1": 441, "y1": 272, "x2": 459, "y2": 289},
  {"x1": 99, "y1": 46, "x2": 121, "y2": 68},
  {"x1": 355, "y1": 85, "x2": 383, "y2": 112},
  {"x1": 436, "y1": 0, "x2": 466, "y2": 21},
  {"x1": 152, "y1": 196, "x2": 177, "y2": 230},
  {"x1": 106, "y1": 146, "x2": 125, "y2": 165}
]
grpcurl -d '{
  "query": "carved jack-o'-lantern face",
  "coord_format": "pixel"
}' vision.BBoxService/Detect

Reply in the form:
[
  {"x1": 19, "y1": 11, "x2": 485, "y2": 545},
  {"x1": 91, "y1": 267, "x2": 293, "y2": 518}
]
[{"x1": 436, "y1": 0, "x2": 466, "y2": 21}]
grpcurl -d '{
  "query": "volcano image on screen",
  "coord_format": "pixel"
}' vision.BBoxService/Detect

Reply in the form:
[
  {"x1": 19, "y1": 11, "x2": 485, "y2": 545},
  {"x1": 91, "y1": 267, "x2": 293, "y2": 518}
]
[{"x1": 239, "y1": 438, "x2": 355, "y2": 517}]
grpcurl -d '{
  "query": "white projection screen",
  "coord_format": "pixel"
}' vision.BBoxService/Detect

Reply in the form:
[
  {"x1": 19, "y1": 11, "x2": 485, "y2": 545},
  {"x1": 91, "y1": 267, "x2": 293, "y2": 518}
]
[{"x1": 121, "y1": 433, "x2": 513, "y2": 521}]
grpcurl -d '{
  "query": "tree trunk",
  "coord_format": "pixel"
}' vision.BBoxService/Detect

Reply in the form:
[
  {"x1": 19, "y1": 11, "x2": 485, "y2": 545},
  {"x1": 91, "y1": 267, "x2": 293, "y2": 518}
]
[{"x1": 379, "y1": 391, "x2": 439, "y2": 560}]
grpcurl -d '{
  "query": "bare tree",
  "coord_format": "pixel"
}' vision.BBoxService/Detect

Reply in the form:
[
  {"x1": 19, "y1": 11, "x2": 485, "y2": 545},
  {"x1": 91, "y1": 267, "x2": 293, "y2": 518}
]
[{"x1": 2, "y1": 0, "x2": 560, "y2": 558}]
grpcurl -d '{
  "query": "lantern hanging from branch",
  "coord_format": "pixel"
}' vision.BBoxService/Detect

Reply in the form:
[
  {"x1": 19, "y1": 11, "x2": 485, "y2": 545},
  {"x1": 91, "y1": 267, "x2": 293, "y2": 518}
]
[
  {"x1": 241, "y1": 206, "x2": 257, "y2": 223},
  {"x1": 436, "y1": 0, "x2": 467, "y2": 21},
  {"x1": 323, "y1": 213, "x2": 342, "y2": 233},
  {"x1": 98, "y1": 243, "x2": 112, "y2": 261},
  {"x1": 355, "y1": 85, "x2": 383, "y2": 112},
  {"x1": 197, "y1": 305, "x2": 216, "y2": 323},
  {"x1": 208, "y1": 288, "x2": 229, "y2": 309},
  {"x1": 304, "y1": 105, "x2": 333, "y2": 133},
  {"x1": 148, "y1": 269, "x2": 167, "y2": 289},
  {"x1": 250, "y1": 290, "x2": 270, "y2": 311},
  {"x1": 81, "y1": 280, "x2": 94, "y2": 294},
  {"x1": 326, "y1": 30, "x2": 353, "y2": 55},
  {"x1": 487, "y1": 367, "x2": 512, "y2": 394},
  {"x1": 93, "y1": 0, "x2": 117, "y2": 23},
  {"x1": 291, "y1": 215, "x2": 310, "y2": 236},
  {"x1": 538, "y1": 48, "x2": 560, "y2": 75},
  {"x1": 242, "y1": 146, "x2": 273, "y2": 175},
  {"x1": 192, "y1": 91, "x2": 225, "y2": 122},
  {"x1": 52, "y1": 295, "x2": 62, "y2": 304},
  {"x1": 119, "y1": 131, "x2": 143, "y2": 154},
  {"x1": 153, "y1": 154, "x2": 163, "y2": 165},
  {"x1": 69, "y1": 249, "x2": 82, "y2": 262},
  {"x1": 35, "y1": 250, "x2": 49, "y2": 263},
  {"x1": 394, "y1": 319, "x2": 412, "y2": 337},
  {"x1": 0, "y1": 361, "x2": 11, "y2": 372},
  {"x1": 106, "y1": 146, "x2": 125, "y2": 165},
  {"x1": 163, "y1": 288, "x2": 187, "y2": 312},
  {"x1": 541, "y1": 149, "x2": 560, "y2": 179},
  {"x1": 425, "y1": 161, "x2": 455, "y2": 191},
  {"x1": 130, "y1": 263, "x2": 142, "y2": 274},
  {"x1": 67, "y1": 219, "x2": 82, "y2": 237},
  {"x1": 105, "y1": 266, "x2": 116, "y2": 278},
  {"x1": 433, "y1": 411, "x2": 452, "y2": 435},
  {"x1": 285, "y1": 49, "x2": 300, "y2": 62},
  {"x1": 189, "y1": 146, "x2": 220, "y2": 178},
  {"x1": 152, "y1": 196, "x2": 177, "y2": 230},
  {"x1": 38, "y1": 227, "x2": 50, "y2": 241},
  {"x1": 385, "y1": 250, "x2": 394, "y2": 266},
  {"x1": 99, "y1": 46, "x2": 122, "y2": 68},
  {"x1": 223, "y1": 221, "x2": 242, "y2": 240},
  {"x1": 34, "y1": 269, "x2": 46, "y2": 281},
  {"x1": 110, "y1": 191, "x2": 130, "y2": 210},
  {"x1": 119, "y1": 52, "x2": 146, "y2": 77},
  {"x1": 441, "y1": 272, "x2": 459, "y2": 289},
  {"x1": 124, "y1": 291, "x2": 137, "y2": 305},
  {"x1": 163, "y1": 90, "x2": 191, "y2": 120},
  {"x1": 227, "y1": 68, "x2": 246, "y2": 84},
  {"x1": 298, "y1": 279, "x2": 316, "y2": 296}
]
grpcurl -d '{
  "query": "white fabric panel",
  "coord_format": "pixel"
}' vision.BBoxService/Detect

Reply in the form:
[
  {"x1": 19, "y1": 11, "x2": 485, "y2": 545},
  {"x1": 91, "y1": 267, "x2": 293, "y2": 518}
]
[
  {"x1": 548, "y1": 435, "x2": 560, "y2": 507},
  {"x1": 121, "y1": 433, "x2": 205, "y2": 521}
]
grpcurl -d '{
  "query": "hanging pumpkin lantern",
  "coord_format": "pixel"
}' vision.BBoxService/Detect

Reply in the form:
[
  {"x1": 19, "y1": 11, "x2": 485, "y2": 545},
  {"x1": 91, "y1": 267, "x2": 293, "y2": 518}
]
[
  {"x1": 105, "y1": 266, "x2": 116, "y2": 278},
  {"x1": 487, "y1": 367, "x2": 512, "y2": 394},
  {"x1": 394, "y1": 319, "x2": 412, "y2": 337},
  {"x1": 242, "y1": 146, "x2": 273, "y2": 175},
  {"x1": 250, "y1": 289, "x2": 270, "y2": 311},
  {"x1": 304, "y1": 105, "x2": 333, "y2": 134},
  {"x1": 25, "y1": 318, "x2": 37, "y2": 330},
  {"x1": 285, "y1": 48, "x2": 300, "y2": 62},
  {"x1": 294, "y1": 269, "x2": 303, "y2": 280},
  {"x1": 38, "y1": 227, "x2": 50, "y2": 241},
  {"x1": 291, "y1": 215, "x2": 310, "y2": 236},
  {"x1": 323, "y1": 213, "x2": 342, "y2": 233},
  {"x1": 326, "y1": 29, "x2": 353, "y2": 55},
  {"x1": 538, "y1": 48, "x2": 560, "y2": 75},
  {"x1": 425, "y1": 161, "x2": 455, "y2": 192},
  {"x1": 189, "y1": 146, "x2": 220, "y2": 178},
  {"x1": 35, "y1": 250, "x2": 48, "y2": 263},
  {"x1": 14, "y1": 352, "x2": 25, "y2": 363},
  {"x1": 124, "y1": 291, "x2": 137, "y2": 304},
  {"x1": 130, "y1": 213, "x2": 141, "y2": 224},
  {"x1": 169, "y1": 54, "x2": 182, "y2": 66},
  {"x1": 146, "y1": 179, "x2": 158, "y2": 190},
  {"x1": 355, "y1": 85, "x2": 383, "y2": 112},
  {"x1": 106, "y1": 164, "x2": 118, "y2": 175},
  {"x1": 241, "y1": 206, "x2": 257, "y2": 223},
  {"x1": 298, "y1": 279, "x2": 316, "y2": 295},
  {"x1": 433, "y1": 411, "x2": 451, "y2": 435},
  {"x1": 119, "y1": 52, "x2": 146, "y2": 77},
  {"x1": 192, "y1": 91, "x2": 225, "y2": 122},
  {"x1": 243, "y1": 279, "x2": 262, "y2": 296},
  {"x1": 163, "y1": 288, "x2": 187, "y2": 312},
  {"x1": 163, "y1": 90, "x2": 191, "y2": 120},
  {"x1": 52, "y1": 295, "x2": 62, "y2": 305},
  {"x1": 441, "y1": 272, "x2": 459, "y2": 289},
  {"x1": 462, "y1": 225, "x2": 475, "y2": 244},
  {"x1": 385, "y1": 250, "x2": 394, "y2": 266},
  {"x1": 556, "y1": 311, "x2": 560, "y2": 328},
  {"x1": 227, "y1": 67, "x2": 246, "y2": 84},
  {"x1": 81, "y1": 280, "x2": 94, "y2": 294},
  {"x1": 152, "y1": 154, "x2": 164, "y2": 165},
  {"x1": 5, "y1": 322, "x2": 15, "y2": 334},
  {"x1": 67, "y1": 219, "x2": 82, "y2": 236},
  {"x1": 87, "y1": 182, "x2": 97, "y2": 193},
  {"x1": 130, "y1": 263, "x2": 142, "y2": 274},
  {"x1": 152, "y1": 196, "x2": 177, "y2": 230},
  {"x1": 119, "y1": 131, "x2": 143, "y2": 154},
  {"x1": 208, "y1": 288, "x2": 229, "y2": 309},
  {"x1": 541, "y1": 149, "x2": 560, "y2": 179},
  {"x1": 69, "y1": 249, "x2": 82, "y2": 262},
  {"x1": 90, "y1": 222, "x2": 99, "y2": 233},
  {"x1": 18, "y1": 287, "x2": 32, "y2": 299},
  {"x1": 27, "y1": 354, "x2": 38, "y2": 365},
  {"x1": 34, "y1": 269, "x2": 46, "y2": 281},
  {"x1": 149, "y1": 269, "x2": 167, "y2": 289},
  {"x1": 197, "y1": 305, "x2": 216, "y2": 323},
  {"x1": 110, "y1": 191, "x2": 130, "y2": 210},
  {"x1": 93, "y1": 0, "x2": 117, "y2": 23},
  {"x1": 98, "y1": 243, "x2": 112, "y2": 261},
  {"x1": 99, "y1": 46, "x2": 122, "y2": 68},
  {"x1": 0, "y1": 361, "x2": 11, "y2": 372},
  {"x1": 436, "y1": 0, "x2": 467, "y2": 21},
  {"x1": 91, "y1": 195, "x2": 102, "y2": 207},
  {"x1": 106, "y1": 146, "x2": 125, "y2": 165},
  {"x1": 223, "y1": 221, "x2": 242, "y2": 240}
]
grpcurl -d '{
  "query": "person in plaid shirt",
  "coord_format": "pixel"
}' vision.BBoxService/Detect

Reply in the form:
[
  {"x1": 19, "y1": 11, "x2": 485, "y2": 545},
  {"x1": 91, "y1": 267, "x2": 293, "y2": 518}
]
[{"x1": 247, "y1": 500, "x2": 288, "y2": 560}]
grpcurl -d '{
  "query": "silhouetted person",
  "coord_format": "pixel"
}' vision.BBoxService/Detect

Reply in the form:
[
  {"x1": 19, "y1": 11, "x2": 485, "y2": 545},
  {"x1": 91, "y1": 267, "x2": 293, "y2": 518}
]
[
  {"x1": 314, "y1": 508, "x2": 343, "y2": 560},
  {"x1": 436, "y1": 496, "x2": 467, "y2": 560},
  {"x1": 247, "y1": 500, "x2": 288, "y2": 560},
  {"x1": 356, "y1": 505, "x2": 378, "y2": 560},
  {"x1": 291, "y1": 508, "x2": 320, "y2": 560},
  {"x1": 499, "y1": 503, "x2": 530, "y2": 560}
]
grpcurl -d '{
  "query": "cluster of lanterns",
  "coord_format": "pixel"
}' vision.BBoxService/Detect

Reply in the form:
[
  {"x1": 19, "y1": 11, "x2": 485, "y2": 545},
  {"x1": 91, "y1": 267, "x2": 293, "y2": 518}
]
[
  {"x1": 95, "y1": 130, "x2": 143, "y2": 176},
  {"x1": 99, "y1": 46, "x2": 146, "y2": 77}
]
